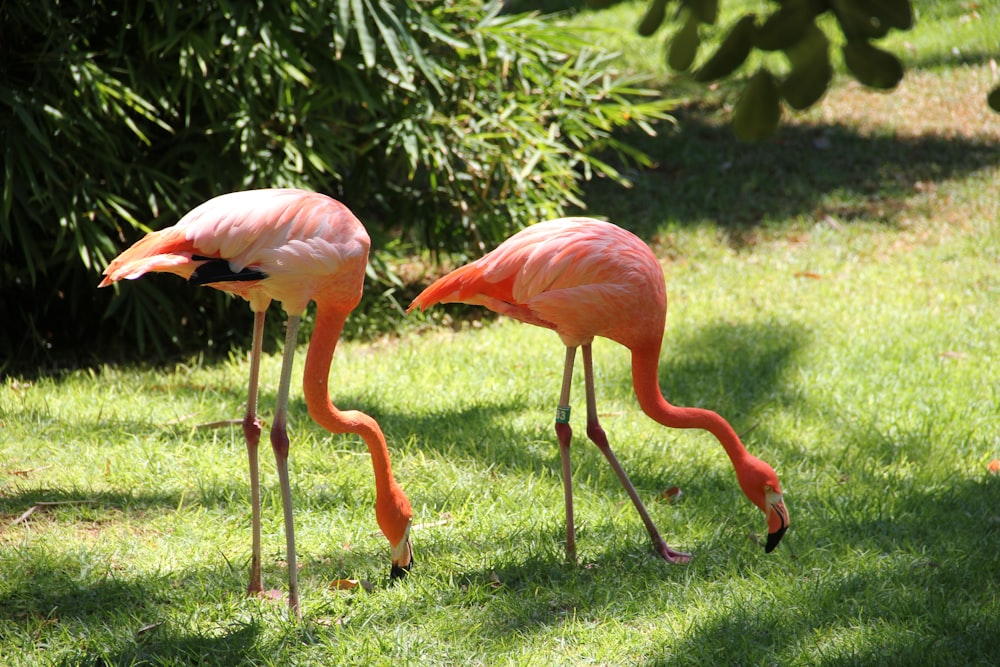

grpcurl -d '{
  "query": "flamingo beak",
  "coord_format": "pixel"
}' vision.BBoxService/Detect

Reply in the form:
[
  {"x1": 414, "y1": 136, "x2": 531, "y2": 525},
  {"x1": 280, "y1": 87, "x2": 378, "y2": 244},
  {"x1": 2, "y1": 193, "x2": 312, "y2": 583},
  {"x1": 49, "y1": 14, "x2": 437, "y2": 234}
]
[
  {"x1": 764, "y1": 489, "x2": 789, "y2": 553},
  {"x1": 389, "y1": 522, "x2": 413, "y2": 580}
]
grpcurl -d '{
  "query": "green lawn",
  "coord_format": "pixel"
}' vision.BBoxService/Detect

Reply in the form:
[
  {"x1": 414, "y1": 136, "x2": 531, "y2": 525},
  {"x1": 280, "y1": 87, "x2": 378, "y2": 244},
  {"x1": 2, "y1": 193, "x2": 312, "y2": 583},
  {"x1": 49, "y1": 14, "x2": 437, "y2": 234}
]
[{"x1": 2, "y1": 2, "x2": 999, "y2": 665}]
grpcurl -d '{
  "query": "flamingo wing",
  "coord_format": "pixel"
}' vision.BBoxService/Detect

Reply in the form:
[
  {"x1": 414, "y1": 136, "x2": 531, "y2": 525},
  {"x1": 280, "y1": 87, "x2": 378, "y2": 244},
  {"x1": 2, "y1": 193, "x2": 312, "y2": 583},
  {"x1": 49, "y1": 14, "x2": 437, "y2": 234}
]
[
  {"x1": 98, "y1": 227, "x2": 201, "y2": 286},
  {"x1": 100, "y1": 189, "x2": 370, "y2": 314},
  {"x1": 409, "y1": 218, "x2": 666, "y2": 348}
]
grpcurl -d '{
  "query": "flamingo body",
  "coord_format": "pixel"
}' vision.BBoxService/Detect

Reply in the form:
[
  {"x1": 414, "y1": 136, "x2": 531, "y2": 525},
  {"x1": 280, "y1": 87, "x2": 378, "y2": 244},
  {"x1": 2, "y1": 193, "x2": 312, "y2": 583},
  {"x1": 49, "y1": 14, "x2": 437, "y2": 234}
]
[
  {"x1": 100, "y1": 189, "x2": 368, "y2": 314},
  {"x1": 410, "y1": 217, "x2": 788, "y2": 561},
  {"x1": 101, "y1": 189, "x2": 413, "y2": 617},
  {"x1": 411, "y1": 218, "x2": 666, "y2": 350}
]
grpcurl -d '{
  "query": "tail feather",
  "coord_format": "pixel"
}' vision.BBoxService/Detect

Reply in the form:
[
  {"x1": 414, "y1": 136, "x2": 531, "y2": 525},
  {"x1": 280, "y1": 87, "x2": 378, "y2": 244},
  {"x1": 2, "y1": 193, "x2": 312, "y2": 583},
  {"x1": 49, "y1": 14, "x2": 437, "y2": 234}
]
[
  {"x1": 407, "y1": 255, "x2": 560, "y2": 332},
  {"x1": 99, "y1": 229, "x2": 199, "y2": 287},
  {"x1": 408, "y1": 262, "x2": 495, "y2": 312}
]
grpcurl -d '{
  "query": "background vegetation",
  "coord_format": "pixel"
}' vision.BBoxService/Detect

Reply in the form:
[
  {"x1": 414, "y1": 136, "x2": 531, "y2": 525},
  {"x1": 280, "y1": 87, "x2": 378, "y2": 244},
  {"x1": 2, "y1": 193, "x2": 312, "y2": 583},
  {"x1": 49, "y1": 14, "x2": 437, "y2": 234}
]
[
  {"x1": 5, "y1": 0, "x2": 995, "y2": 373},
  {"x1": 1, "y1": 0, "x2": 670, "y2": 369},
  {"x1": 1, "y1": 0, "x2": 998, "y2": 664}
]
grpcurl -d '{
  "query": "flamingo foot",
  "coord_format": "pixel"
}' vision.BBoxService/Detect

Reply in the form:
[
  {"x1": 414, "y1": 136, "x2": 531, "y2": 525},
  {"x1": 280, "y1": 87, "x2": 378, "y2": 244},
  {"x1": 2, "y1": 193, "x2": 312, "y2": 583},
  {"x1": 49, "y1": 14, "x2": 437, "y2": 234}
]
[
  {"x1": 565, "y1": 542, "x2": 577, "y2": 566},
  {"x1": 653, "y1": 539, "x2": 692, "y2": 564}
]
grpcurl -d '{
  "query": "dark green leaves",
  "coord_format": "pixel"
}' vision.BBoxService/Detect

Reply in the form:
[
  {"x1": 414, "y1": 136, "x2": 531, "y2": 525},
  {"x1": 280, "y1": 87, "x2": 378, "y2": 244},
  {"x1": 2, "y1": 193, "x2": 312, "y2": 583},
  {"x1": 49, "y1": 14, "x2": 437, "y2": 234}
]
[
  {"x1": 870, "y1": 0, "x2": 913, "y2": 30},
  {"x1": 732, "y1": 69, "x2": 780, "y2": 141},
  {"x1": 649, "y1": 0, "x2": 914, "y2": 140},
  {"x1": 693, "y1": 14, "x2": 755, "y2": 82},
  {"x1": 685, "y1": 0, "x2": 718, "y2": 25},
  {"x1": 780, "y1": 24, "x2": 831, "y2": 110},
  {"x1": 755, "y1": 0, "x2": 820, "y2": 51},
  {"x1": 637, "y1": 0, "x2": 718, "y2": 38},
  {"x1": 638, "y1": 0, "x2": 669, "y2": 37},
  {"x1": 831, "y1": 0, "x2": 889, "y2": 40},
  {"x1": 2, "y1": 0, "x2": 675, "y2": 364},
  {"x1": 667, "y1": 13, "x2": 701, "y2": 71},
  {"x1": 843, "y1": 40, "x2": 904, "y2": 89}
]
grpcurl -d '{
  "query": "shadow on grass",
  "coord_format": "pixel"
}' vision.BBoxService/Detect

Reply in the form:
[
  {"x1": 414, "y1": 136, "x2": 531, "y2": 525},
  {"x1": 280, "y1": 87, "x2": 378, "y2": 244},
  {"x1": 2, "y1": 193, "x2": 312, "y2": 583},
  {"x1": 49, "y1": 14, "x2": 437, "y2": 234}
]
[
  {"x1": 3, "y1": 459, "x2": 996, "y2": 664},
  {"x1": 104, "y1": 622, "x2": 262, "y2": 667},
  {"x1": 579, "y1": 110, "x2": 999, "y2": 239},
  {"x1": 424, "y1": 470, "x2": 1000, "y2": 665},
  {"x1": 658, "y1": 319, "x2": 809, "y2": 426},
  {"x1": 0, "y1": 550, "x2": 268, "y2": 666},
  {"x1": 7, "y1": 310, "x2": 994, "y2": 662},
  {"x1": 0, "y1": 487, "x2": 182, "y2": 524},
  {"x1": 637, "y1": 475, "x2": 1000, "y2": 665}
]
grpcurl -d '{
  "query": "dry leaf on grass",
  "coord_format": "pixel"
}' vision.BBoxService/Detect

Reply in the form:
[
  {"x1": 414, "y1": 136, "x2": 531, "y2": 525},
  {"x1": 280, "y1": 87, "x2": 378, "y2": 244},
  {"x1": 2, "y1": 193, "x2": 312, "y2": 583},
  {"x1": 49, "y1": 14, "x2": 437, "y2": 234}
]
[
  {"x1": 330, "y1": 579, "x2": 373, "y2": 592},
  {"x1": 661, "y1": 486, "x2": 683, "y2": 503}
]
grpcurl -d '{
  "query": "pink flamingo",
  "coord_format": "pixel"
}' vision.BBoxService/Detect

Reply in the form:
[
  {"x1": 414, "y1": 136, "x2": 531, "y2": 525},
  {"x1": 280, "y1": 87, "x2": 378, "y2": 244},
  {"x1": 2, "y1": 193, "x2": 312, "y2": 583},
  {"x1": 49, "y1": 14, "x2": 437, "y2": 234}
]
[
  {"x1": 409, "y1": 217, "x2": 788, "y2": 563},
  {"x1": 100, "y1": 189, "x2": 413, "y2": 617}
]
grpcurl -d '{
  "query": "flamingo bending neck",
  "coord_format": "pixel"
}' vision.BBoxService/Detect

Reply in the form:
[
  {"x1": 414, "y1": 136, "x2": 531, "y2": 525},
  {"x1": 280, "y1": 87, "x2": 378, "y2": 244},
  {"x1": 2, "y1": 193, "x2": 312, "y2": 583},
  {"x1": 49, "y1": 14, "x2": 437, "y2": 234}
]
[
  {"x1": 629, "y1": 344, "x2": 752, "y2": 468},
  {"x1": 301, "y1": 302, "x2": 412, "y2": 550}
]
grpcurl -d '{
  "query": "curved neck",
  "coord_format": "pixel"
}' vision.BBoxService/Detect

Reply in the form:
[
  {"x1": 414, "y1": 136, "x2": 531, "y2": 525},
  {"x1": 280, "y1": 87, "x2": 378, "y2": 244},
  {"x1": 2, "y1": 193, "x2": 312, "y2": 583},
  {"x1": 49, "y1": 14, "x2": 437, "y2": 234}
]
[
  {"x1": 302, "y1": 303, "x2": 396, "y2": 500},
  {"x1": 630, "y1": 344, "x2": 750, "y2": 467}
]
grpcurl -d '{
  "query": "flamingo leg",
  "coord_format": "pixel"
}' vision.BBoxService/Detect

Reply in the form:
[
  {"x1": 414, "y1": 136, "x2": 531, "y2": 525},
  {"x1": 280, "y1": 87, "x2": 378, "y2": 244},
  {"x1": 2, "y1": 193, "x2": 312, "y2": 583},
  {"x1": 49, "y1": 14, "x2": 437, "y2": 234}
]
[
  {"x1": 581, "y1": 344, "x2": 691, "y2": 564},
  {"x1": 555, "y1": 346, "x2": 577, "y2": 564},
  {"x1": 271, "y1": 314, "x2": 302, "y2": 618},
  {"x1": 244, "y1": 310, "x2": 266, "y2": 596}
]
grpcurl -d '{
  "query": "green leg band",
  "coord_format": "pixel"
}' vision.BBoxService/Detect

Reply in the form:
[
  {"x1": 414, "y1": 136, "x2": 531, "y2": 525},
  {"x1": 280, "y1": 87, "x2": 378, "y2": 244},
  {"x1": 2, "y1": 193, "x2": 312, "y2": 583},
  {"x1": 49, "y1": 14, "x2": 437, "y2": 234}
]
[{"x1": 555, "y1": 406, "x2": 571, "y2": 424}]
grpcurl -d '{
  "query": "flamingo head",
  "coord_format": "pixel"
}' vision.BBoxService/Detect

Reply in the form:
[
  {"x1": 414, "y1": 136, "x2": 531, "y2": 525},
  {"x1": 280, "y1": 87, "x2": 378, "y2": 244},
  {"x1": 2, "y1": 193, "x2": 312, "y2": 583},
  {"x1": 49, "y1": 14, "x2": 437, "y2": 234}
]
[
  {"x1": 736, "y1": 456, "x2": 789, "y2": 553},
  {"x1": 388, "y1": 521, "x2": 413, "y2": 580},
  {"x1": 377, "y1": 485, "x2": 414, "y2": 580}
]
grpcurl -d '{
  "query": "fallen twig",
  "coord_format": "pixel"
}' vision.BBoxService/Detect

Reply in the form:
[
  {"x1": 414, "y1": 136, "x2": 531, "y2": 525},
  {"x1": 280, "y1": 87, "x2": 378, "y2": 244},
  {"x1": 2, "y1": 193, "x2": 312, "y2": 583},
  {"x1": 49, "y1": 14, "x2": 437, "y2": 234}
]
[
  {"x1": 5, "y1": 465, "x2": 53, "y2": 478},
  {"x1": 10, "y1": 500, "x2": 99, "y2": 526},
  {"x1": 196, "y1": 419, "x2": 244, "y2": 429}
]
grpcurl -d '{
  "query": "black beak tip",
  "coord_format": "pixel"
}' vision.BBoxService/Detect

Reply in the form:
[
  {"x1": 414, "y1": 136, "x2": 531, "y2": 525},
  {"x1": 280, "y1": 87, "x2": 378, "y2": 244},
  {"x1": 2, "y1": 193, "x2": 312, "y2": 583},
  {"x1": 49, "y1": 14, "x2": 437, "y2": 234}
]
[
  {"x1": 389, "y1": 559, "x2": 413, "y2": 582},
  {"x1": 765, "y1": 525, "x2": 787, "y2": 553}
]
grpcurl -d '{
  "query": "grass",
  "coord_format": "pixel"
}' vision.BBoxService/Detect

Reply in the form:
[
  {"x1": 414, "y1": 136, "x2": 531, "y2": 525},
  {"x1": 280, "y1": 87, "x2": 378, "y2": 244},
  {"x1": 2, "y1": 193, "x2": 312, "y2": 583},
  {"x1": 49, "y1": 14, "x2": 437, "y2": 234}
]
[{"x1": 2, "y1": 2, "x2": 999, "y2": 665}]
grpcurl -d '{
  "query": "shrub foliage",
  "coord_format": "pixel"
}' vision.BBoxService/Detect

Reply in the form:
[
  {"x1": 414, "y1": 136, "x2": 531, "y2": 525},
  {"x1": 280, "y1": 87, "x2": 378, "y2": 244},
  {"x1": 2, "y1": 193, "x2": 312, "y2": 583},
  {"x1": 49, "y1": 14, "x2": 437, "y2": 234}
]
[{"x1": 0, "y1": 0, "x2": 672, "y2": 371}]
